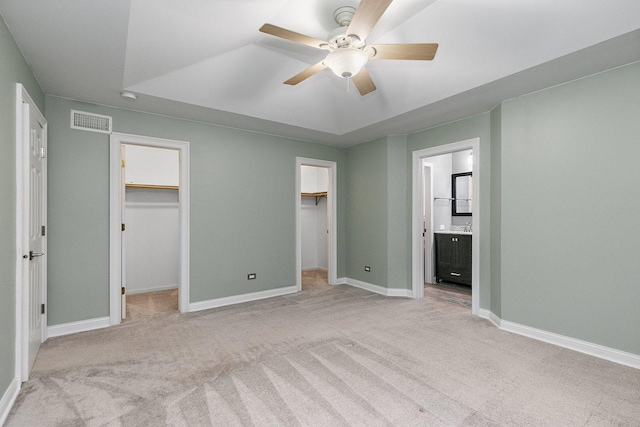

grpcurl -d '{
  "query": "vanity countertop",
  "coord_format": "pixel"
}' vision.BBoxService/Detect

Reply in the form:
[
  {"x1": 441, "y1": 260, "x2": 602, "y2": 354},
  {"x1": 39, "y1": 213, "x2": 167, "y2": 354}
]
[{"x1": 434, "y1": 230, "x2": 472, "y2": 235}]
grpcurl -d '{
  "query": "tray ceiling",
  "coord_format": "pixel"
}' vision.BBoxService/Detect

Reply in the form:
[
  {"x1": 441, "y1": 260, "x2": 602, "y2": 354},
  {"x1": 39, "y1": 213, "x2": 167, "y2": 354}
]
[{"x1": 1, "y1": 0, "x2": 639, "y2": 146}]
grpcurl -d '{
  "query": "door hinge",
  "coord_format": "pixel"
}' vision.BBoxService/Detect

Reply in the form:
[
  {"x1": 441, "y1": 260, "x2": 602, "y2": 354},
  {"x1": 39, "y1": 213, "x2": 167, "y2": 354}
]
[
  {"x1": 121, "y1": 286, "x2": 125, "y2": 295},
  {"x1": 121, "y1": 223, "x2": 125, "y2": 231},
  {"x1": 41, "y1": 225, "x2": 46, "y2": 236},
  {"x1": 41, "y1": 303, "x2": 45, "y2": 314},
  {"x1": 40, "y1": 147, "x2": 46, "y2": 158},
  {"x1": 121, "y1": 160, "x2": 125, "y2": 168}
]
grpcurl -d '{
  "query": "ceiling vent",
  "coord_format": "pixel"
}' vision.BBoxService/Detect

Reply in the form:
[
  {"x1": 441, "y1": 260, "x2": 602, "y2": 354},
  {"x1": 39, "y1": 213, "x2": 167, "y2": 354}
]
[{"x1": 70, "y1": 110, "x2": 112, "y2": 134}]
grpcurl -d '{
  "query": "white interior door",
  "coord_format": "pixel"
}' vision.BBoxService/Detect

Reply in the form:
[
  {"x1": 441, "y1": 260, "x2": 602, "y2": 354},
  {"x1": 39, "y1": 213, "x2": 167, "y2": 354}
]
[{"x1": 24, "y1": 102, "x2": 47, "y2": 376}]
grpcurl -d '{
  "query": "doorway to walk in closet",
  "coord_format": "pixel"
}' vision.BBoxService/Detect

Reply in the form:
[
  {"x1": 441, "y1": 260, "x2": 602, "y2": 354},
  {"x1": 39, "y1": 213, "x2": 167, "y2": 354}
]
[
  {"x1": 121, "y1": 144, "x2": 180, "y2": 320},
  {"x1": 110, "y1": 133, "x2": 190, "y2": 326},
  {"x1": 300, "y1": 165, "x2": 329, "y2": 290}
]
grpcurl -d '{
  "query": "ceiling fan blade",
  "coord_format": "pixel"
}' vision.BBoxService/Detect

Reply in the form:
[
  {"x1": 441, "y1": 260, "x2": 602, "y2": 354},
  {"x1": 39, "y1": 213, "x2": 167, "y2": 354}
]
[
  {"x1": 352, "y1": 67, "x2": 376, "y2": 96},
  {"x1": 260, "y1": 24, "x2": 327, "y2": 50},
  {"x1": 284, "y1": 61, "x2": 327, "y2": 85},
  {"x1": 346, "y1": 0, "x2": 393, "y2": 41},
  {"x1": 369, "y1": 43, "x2": 439, "y2": 60}
]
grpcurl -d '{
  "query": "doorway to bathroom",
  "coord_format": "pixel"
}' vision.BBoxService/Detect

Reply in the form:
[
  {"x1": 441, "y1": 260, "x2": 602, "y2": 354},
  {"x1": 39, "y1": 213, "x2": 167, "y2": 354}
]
[
  {"x1": 411, "y1": 138, "x2": 480, "y2": 315},
  {"x1": 422, "y1": 150, "x2": 473, "y2": 307}
]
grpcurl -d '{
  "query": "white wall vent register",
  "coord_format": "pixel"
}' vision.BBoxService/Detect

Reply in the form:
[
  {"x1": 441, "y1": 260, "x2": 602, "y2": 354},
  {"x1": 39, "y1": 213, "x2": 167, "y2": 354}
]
[{"x1": 70, "y1": 110, "x2": 112, "y2": 134}]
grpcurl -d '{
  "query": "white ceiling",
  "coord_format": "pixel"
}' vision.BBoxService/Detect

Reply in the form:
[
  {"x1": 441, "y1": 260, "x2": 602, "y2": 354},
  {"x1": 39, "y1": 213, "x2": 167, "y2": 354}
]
[{"x1": 1, "y1": 0, "x2": 639, "y2": 146}]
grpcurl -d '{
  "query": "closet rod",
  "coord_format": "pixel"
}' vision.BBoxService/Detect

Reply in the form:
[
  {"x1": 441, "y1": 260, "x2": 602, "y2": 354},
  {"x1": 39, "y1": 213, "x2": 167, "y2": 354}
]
[{"x1": 433, "y1": 197, "x2": 471, "y2": 202}]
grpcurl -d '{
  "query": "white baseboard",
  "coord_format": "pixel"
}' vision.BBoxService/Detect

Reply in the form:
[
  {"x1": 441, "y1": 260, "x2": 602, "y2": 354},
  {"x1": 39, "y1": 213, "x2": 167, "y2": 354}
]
[
  {"x1": 489, "y1": 312, "x2": 501, "y2": 328},
  {"x1": 189, "y1": 286, "x2": 298, "y2": 312},
  {"x1": 127, "y1": 284, "x2": 178, "y2": 295},
  {"x1": 478, "y1": 309, "x2": 501, "y2": 328},
  {"x1": 341, "y1": 277, "x2": 413, "y2": 298},
  {"x1": 478, "y1": 308, "x2": 491, "y2": 320},
  {"x1": 501, "y1": 319, "x2": 640, "y2": 370},
  {"x1": 479, "y1": 310, "x2": 640, "y2": 370},
  {"x1": 0, "y1": 377, "x2": 19, "y2": 426},
  {"x1": 47, "y1": 316, "x2": 110, "y2": 338}
]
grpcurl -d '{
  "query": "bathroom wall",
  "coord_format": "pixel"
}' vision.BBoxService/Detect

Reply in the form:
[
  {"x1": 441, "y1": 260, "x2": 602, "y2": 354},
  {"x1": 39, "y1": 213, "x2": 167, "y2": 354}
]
[
  {"x1": 425, "y1": 153, "x2": 452, "y2": 232},
  {"x1": 424, "y1": 149, "x2": 473, "y2": 231}
]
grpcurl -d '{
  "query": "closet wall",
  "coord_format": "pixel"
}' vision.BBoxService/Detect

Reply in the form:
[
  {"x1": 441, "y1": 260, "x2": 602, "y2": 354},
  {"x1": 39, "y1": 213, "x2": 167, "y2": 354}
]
[
  {"x1": 124, "y1": 144, "x2": 180, "y2": 294},
  {"x1": 428, "y1": 149, "x2": 473, "y2": 231},
  {"x1": 301, "y1": 166, "x2": 328, "y2": 270}
]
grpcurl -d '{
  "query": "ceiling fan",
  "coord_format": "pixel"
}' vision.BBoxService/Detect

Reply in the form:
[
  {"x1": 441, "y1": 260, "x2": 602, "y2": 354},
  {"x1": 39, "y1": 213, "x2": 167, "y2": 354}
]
[{"x1": 259, "y1": 0, "x2": 438, "y2": 96}]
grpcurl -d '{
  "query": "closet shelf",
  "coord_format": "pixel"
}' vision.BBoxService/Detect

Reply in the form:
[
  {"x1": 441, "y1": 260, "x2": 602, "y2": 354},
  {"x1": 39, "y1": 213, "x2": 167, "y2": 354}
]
[
  {"x1": 302, "y1": 192, "x2": 327, "y2": 205},
  {"x1": 125, "y1": 183, "x2": 179, "y2": 190}
]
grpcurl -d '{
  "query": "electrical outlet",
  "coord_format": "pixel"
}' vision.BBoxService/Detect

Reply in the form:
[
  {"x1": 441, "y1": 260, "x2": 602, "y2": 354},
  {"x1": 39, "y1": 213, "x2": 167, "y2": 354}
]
[
  {"x1": 439, "y1": 225, "x2": 445, "y2": 230},
  {"x1": 364, "y1": 266, "x2": 371, "y2": 272},
  {"x1": 247, "y1": 273, "x2": 256, "y2": 280}
]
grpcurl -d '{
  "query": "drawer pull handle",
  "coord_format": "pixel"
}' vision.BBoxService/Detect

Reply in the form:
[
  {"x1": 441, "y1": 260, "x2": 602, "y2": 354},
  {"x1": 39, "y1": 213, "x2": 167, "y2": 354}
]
[{"x1": 450, "y1": 272, "x2": 461, "y2": 276}]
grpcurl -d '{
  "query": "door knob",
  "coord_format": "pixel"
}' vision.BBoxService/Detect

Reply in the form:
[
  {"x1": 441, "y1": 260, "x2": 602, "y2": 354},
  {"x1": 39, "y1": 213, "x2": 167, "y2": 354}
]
[{"x1": 29, "y1": 251, "x2": 44, "y2": 260}]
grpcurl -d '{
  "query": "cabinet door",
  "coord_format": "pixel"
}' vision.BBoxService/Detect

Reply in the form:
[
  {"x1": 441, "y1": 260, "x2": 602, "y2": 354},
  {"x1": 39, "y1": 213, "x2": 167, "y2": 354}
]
[
  {"x1": 455, "y1": 235, "x2": 472, "y2": 271},
  {"x1": 435, "y1": 234, "x2": 457, "y2": 283},
  {"x1": 435, "y1": 234, "x2": 455, "y2": 269},
  {"x1": 435, "y1": 234, "x2": 472, "y2": 285}
]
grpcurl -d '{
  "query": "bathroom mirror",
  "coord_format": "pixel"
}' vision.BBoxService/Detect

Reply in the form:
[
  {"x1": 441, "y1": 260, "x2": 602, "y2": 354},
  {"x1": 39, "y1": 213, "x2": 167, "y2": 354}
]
[{"x1": 452, "y1": 172, "x2": 472, "y2": 216}]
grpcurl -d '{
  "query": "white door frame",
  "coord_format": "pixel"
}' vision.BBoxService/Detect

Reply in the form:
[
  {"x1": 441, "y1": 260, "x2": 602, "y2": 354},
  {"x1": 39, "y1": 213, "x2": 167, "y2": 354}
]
[
  {"x1": 109, "y1": 133, "x2": 190, "y2": 325},
  {"x1": 423, "y1": 163, "x2": 434, "y2": 284},
  {"x1": 295, "y1": 157, "x2": 337, "y2": 290},
  {"x1": 411, "y1": 138, "x2": 480, "y2": 315},
  {"x1": 15, "y1": 83, "x2": 48, "y2": 381}
]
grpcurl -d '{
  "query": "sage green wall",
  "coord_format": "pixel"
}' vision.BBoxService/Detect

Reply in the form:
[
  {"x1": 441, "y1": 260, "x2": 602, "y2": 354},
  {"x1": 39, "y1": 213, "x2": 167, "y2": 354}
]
[
  {"x1": 345, "y1": 137, "x2": 388, "y2": 285},
  {"x1": 500, "y1": 61, "x2": 640, "y2": 355},
  {"x1": 0, "y1": 14, "x2": 44, "y2": 404},
  {"x1": 408, "y1": 114, "x2": 492, "y2": 309},
  {"x1": 386, "y1": 135, "x2": 410, "y2": 289},
  {"x1": 46, "y1": 98, "x2": 110, "y2": 325},
  {"x1": 489, "y1": 105, "x2": 502, "y2": 317},
  {"x1": 45, "y1": 96, "x2": 347, "y2": 325}
]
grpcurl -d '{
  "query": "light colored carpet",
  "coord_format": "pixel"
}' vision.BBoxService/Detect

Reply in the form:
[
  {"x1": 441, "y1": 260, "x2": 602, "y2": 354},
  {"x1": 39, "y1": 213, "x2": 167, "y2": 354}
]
[{"x1": 7, "y1": 284, "x2": 640, "y2": 426}]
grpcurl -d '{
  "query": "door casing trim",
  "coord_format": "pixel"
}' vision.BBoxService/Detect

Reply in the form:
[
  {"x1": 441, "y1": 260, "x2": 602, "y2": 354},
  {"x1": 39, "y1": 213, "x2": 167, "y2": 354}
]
[{"x1": 109, "y1": 133, "x2": 190, "y2": 325}]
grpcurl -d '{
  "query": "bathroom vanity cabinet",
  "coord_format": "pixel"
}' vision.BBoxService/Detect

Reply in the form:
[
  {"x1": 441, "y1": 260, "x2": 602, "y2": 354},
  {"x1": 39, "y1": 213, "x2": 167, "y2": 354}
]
[{"x1": 435, "y1": 233, "x2": 472, "y2": 286}]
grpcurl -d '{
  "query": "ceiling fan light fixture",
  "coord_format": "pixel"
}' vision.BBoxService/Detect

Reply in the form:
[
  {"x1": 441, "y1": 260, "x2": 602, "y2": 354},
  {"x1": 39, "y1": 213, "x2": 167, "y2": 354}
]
[{"x1": 324, "y1": 48, "x2": 368, "y2": 78}]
